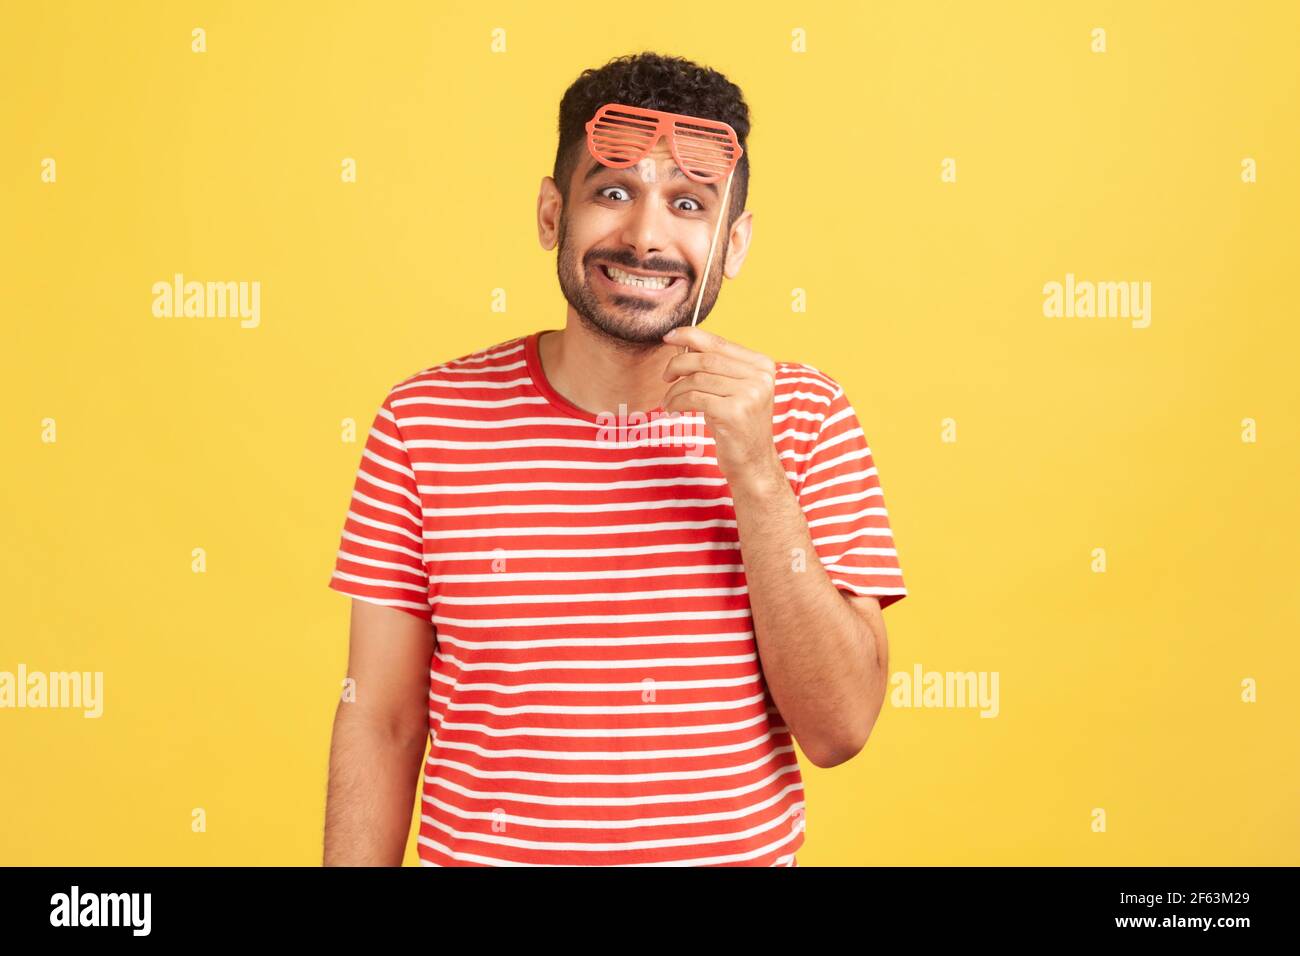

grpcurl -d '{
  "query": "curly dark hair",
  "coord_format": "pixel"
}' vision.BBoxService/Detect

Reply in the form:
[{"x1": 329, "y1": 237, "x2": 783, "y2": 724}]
[{"x1": 553, "y1": 51, "x2": 751, "y2": 227}]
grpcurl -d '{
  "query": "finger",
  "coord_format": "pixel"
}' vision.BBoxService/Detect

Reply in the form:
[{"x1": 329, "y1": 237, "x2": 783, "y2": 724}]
[
  {"x1": 662, "y1": 371, "x2": 741, "y2": 407},
  {"x1": 662, "y1": 388, "x2": 720, "y2": 418},
  {"x1": 661, "y1": 349, "x2": 753, "y2": 383},
  {"x1": 664, "y1": 327, "x2": 776, "y2": 372}
]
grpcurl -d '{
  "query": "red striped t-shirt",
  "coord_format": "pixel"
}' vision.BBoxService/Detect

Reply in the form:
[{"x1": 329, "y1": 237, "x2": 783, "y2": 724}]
[{"x1": 328, "y1": 329, "x2": 907, "y2": 866}]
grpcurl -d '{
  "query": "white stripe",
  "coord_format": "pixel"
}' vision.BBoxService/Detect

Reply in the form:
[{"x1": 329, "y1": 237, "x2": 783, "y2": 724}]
[
  {"x1": 806, "y1": 424, "x2": 864, "y2": 460},
  {"x1": 432, "y1": 630, "x2": 753, "y2": 651},
  {"x1": 345, "y1": 509, "x2": 422, "y2": 544},
  {"x1": 805, "y1": 506, "x2": 890, "y2": 529},
  {"x1": 423, "y1": 518, "x2": 737, "y2": 540},
  {"x1": 434, "y1": 649, "x2": 755, "y2": 671},
  {"x1": 778, "y1": 389, "x2": 833, "y2": 407},
  {"x1": 833, "y1": 583, "x2": 908, "y2": 596},
  {"x1": 335, "y1": 548, "x2": 423, "y2": 575},
  {"x1": 396, "y1": 414, "x2": 602, "y2": 430},
  {"x1": 430, "y1": 710, "x2": 770, "y2": 740},
  {"x1": 359, "y1": 444, "x2": 415, "y2": 481},
  {"x1": 430, "y1": 564, "x2": 744, "y2": 583},
  {"x1": 812, "y1": 527, "x2": 895, "y2": 547},
  {"x1": 425, "y1": 541, "x2": 739, "y2": 561},
  {"x1": 431, "y1": 608, "x2": 754, "y2": 628},
  {"x1": 413, "y1": 455, "x2": 719, "y2": 473},
  {"x1": 803, "y1": 445, "x2": 873, "y2": 481},
  {"x1": 398, "y1": 418, "x2": 796, "y2": 442},
  {"x1": 391, "y1": 375, "x2": 533, "y2": 392},
  {"x1": 350, "y1": 489, "x2": 420, "y2": 528},
  {"x1": 824, "y1": 564, "x2": 905, "y2": 578},
  {"x1": 416, "y1": 801, "x2": 803, "y2": 858},
  {"x1": 435, "y1": 586, "x2": 747, "y2": 606},
  {"x1": 420, "y1": 779, "x2": 801, "y2": 830},
  {"x1": 425, "y1": 673, "x2": 758, "y2": 695},
  {"x1": 801, "y1": 488, "x2": 881, "y2": 514},
  {"x1": 424, "y1": 497, "x2": 733, "y2": 516},
  {"x1": 774, "y1": 375, "x2": 837, "y2": 395},
  {"x1": 428, "y1": 689, "x2": 770, "y2": 717},
  {"x1": 429, "y1": 727, "x2": 777, "y2": 763},
  {"x1": 415, "y1": 819, "x2": 802, "y2": 866},
  {"x1": 426, "y1": 742, "x2": 793, "y2": 785},
  {"x1": 772, "y1": 426, "x2": 820, "y2": 444},
  {"x1": 331, "y1": 568, "x2": 427, "y2": 593},
  {"x1": 339, "y1": 528, "x2": 424, "y2": 562},
  {"x1": 800, "y1": 467, "x2": 880, "y2": 498},
  {"x1": 413, "y1": 457, "x2": 800, "y2": 477},
  {"x1": 837, "y1": 546, "x2": 901, "y2": 560},
  {"x1": 443, "y1": 341, "x2": 525, "y2": 365},
  {"x1": 331, "y1": 588, "x2": 429, "y2": 612},
  {"x1": 354, "y1": 466, "x2": 421, "y2": 509},
  {"x1": 366, "y1": 424, "x2": 405, "y2": 454},
  {"x1": 404, "y1": 435, "x2": 716, "y2": 451},
  {"x1": 420, "y1": 476, "x2": 728, "y2": 495},
  {"x1": 393, "y1": 395, "x2": 551, "y2": 410},
  {"x1": 773, "y1": 407, "x2": 826, "y2": 426},
  {"x1": 816, "y1": 403, "x2": 854, "y2": 433},
  {"x1": 429, "y1": 358, "x2": 528, "y2": 375}
]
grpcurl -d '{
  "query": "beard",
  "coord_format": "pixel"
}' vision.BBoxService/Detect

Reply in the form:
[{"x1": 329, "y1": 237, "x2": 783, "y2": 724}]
[{"x1": 555, "y1": 210, "x2": 728, "y2": 349}]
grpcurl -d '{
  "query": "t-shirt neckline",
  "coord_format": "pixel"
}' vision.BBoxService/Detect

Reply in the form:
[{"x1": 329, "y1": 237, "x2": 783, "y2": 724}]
[{"x1": 525, "y1": 329, "x2": 671, "y2": 425}]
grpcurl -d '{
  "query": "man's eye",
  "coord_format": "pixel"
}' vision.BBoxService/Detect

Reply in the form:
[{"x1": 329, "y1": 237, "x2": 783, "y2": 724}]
[{"x1": 597, "y1": 186, "x2": 704, "y2": 213}]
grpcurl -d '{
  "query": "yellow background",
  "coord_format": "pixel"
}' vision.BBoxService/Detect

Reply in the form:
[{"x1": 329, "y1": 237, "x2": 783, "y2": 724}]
[{"x1": 2, "y1": 1, "x2": 1296, "y2": 865}]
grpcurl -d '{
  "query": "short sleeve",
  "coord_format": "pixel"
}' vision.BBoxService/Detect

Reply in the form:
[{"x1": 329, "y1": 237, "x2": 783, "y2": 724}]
[
  {"x1": 796, "y1": 385, "x2": 908, "y2": 610},
  {"x1": 327, "y1": 388, "x2": 433, "y2": 622}
]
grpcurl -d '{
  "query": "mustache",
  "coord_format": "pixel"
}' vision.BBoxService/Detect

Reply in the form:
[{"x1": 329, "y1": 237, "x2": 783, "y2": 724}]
[{"x1": 587, "y1": 252, "x2": 693, "y2": 281}]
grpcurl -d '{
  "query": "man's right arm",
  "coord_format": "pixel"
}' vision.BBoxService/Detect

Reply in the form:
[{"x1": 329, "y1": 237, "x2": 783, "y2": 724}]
[{"x1": 323, "y1": 599, "x2": 435, "y2": 866}]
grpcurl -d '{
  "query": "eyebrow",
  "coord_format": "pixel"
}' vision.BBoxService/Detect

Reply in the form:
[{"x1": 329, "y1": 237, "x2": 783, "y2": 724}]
[{"x1": 584, "y1": 160, "x2": 720, "y2": 197}]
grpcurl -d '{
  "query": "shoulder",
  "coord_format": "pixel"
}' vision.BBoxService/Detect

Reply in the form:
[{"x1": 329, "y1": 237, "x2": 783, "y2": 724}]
[
  {"x1": 773, "y1": 360, "x2": 846, "y2": 409},
  {"x1": 383, "y1": 334, "x2": 530, "y2": 401}
]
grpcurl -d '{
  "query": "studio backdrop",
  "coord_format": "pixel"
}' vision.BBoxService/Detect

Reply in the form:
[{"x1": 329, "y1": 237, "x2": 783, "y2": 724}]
[{"x1": 1, "y1": 1, "x2": 1296, "y2": 865}]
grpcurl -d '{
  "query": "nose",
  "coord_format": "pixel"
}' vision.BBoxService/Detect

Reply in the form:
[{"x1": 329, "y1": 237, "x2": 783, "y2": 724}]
[{"x1": 618, "y1": 183, "x2": 675, "y2": 263}]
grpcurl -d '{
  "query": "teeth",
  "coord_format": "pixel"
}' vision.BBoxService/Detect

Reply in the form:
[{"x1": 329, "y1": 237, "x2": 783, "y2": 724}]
[{"x1": 605, "y1": 265, "x2": 673, "y2": 290}]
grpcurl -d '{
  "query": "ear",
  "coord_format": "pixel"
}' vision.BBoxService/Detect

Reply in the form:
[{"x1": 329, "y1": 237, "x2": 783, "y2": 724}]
[
  {"x1": 722, "y1": 209, "x2": 753, "y2": 278},
  {"x1": 537, "y1": 175, "x2": 563, "y2": 251}
]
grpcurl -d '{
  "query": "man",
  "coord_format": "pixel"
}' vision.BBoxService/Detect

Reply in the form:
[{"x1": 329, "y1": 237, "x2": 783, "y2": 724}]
[{"x1": 323, "y1": 52, "x2": 908, "y2": 866}]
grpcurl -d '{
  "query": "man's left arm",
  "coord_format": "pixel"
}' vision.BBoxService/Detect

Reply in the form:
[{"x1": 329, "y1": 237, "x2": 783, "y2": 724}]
[
  {"x1": 728, "y1": 452, "x2": 889, "y2": 768},
  {"x1": 662, "y1": 326, "x2": 891, "y2": 769}
]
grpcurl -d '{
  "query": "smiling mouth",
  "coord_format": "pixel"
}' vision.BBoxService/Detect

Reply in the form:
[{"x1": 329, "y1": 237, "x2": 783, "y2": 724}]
[{"x1": 598, "y1": 263, "x2": 684, "y2": 292}]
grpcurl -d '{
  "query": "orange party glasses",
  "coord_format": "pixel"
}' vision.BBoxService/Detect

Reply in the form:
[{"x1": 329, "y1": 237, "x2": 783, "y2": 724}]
[{"x1": 584, "y1": 103, "x2": 743, "y2": 185}]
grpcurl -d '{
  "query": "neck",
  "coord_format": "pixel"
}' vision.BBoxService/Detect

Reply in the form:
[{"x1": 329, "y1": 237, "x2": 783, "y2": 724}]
[{"x1": 538, "y1": 313, "x2": 682, "y2": 416}]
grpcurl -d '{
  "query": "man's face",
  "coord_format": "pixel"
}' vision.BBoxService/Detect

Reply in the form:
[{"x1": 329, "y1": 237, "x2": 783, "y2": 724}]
[{"x1": 555, "y1": 142, "x2": 731, "y2": 346}]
